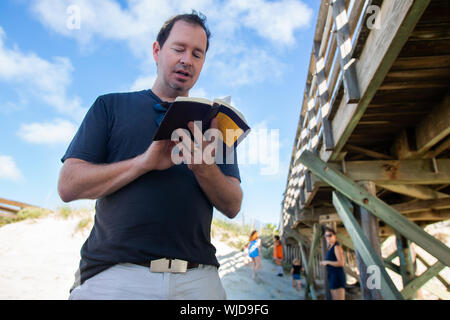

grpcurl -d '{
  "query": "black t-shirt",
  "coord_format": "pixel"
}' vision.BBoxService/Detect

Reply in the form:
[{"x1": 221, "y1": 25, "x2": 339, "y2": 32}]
[
  {"x1": 62, "y1": 89, "x2": 241, "y2": 287},
  {"x1": 293, "y1": 265, "x2": 302, "y2": 274}
]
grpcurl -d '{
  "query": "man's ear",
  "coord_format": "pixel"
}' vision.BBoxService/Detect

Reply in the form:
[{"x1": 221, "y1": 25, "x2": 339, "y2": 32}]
[{"x1": 153, "y1": 41, "x2": 160, "y2": 65}]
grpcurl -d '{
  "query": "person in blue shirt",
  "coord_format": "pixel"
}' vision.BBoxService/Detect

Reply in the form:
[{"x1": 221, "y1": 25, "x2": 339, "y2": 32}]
[
  {"x1": 58, "y1": 11, "x2": 243, "y2": 300},
  {"x1": 245, "y1": 230, "x2": 262, "y2": 279}
]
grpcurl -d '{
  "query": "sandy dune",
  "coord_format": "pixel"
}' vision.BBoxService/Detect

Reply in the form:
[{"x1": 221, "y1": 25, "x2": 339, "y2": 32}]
[{"x1": 0, "y1": 214, "x2": 302, "y2": 300}]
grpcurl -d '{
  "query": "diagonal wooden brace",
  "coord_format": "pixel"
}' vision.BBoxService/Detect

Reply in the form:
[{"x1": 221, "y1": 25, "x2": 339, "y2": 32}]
[
  {"x1": 332, "y1": 191, "x2": 404, "y2": 300},
  {"x1": 299, "y1": 150, "x2": 450, "y2": 267}
]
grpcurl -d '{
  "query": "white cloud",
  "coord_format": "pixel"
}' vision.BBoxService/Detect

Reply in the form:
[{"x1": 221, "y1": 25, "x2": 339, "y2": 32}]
[
  {"x1": 225, "y1": 0, "x2": 313, "y2": 45},
  {"x1": 0, "y1": 155, "x2": 23, "y2": 181},
  {"x1": 17, "y1": 119, "x2": 77, "y2": 145},
  {"x1": 0, "y1": 27, "x2": 86, "y2": 121},
  {"x1": 29, "y1": 0, "x2": 313, "y2": 88},
  {"x1": 130, "y1": 74, "x2": 156, "y2": 92}
]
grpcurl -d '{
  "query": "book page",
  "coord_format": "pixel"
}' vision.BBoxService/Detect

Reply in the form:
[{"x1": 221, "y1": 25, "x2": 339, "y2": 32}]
[
  {"x1": 213, "y1": 98, "x2": 248, "y2": 125},
  {"x1": 175, "y1": 96, "x2": 213, "y2": 106}
]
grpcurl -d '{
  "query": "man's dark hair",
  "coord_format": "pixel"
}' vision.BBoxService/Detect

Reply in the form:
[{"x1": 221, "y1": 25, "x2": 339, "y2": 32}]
[
  {"x1": 274, "y1": 235, "x2": 280, "y2": 241},
  {"x1": 157, "y1": 11, "x2": 211, "y2": 53}
]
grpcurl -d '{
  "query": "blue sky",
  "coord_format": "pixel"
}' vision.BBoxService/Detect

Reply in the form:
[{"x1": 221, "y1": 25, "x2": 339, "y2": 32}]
[{"x1": 0, "y1": 0, "x2": 319, "y2": 225}]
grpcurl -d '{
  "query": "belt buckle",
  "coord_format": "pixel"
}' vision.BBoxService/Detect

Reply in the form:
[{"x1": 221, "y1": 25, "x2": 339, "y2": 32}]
[{"x1": 150, "y1": 258, "x2": 188, "y2": 273}]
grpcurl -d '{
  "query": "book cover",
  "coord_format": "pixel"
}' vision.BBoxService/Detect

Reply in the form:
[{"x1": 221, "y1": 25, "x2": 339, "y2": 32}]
[{"x1": 153, "y1": 97, "x2": 250, "y2": 149}]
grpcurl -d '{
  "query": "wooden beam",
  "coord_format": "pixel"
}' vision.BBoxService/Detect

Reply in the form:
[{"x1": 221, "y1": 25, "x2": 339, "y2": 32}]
[
  {"x1": 425, "y1": 136, "x2": 450, "y2": 159},
  {"x1": 0, "y1": 204, "x2": 19, "y2": 214},
  {"x1": 415, "y1": 94, "x2": 450, "y2": 155},
  {"x1": 306, "y1": 223, "x2": 322, "y2": 300},
  {"x1": 384, "y1": 259, "x2": 401, "y2": 275},
  {"x1": 345, "y1": 144, "x2": 394, "y2": 160},
  {"x1": 330, "y1": 0, "x2": 361, "y2": 103},
  {"x1": 395, "y1": 232, "x2": 415, "y2": 290},
  {"x1": 405, "y1": 209, "x2": 450, "y2": 222},
  {"x1": 392, "y1": 198, "x2": 450, "y2": 214},
  {"x1": 416, "y1": 253, "x2": 450, "y2": 292},
  {"x1": 332, "y1": 191, "x2": 404, "y2": 300},
  {"x1": 401, "y1": 261, "x2": 445, "y2": 300},
  {"x1": 316, "y1": 159, "x2": 450, "y2": 185},
  {"x1": 322, "y1": 0, "x2": 431, "y2": 162},
  {"x1": 298, "y1": 150, "x2": 450, "y2": 267},
  {"x1": 378, "y1": 184, "x2": 449, "y2": 200},
  {"x1": 0, "y1": 197, "x2": 35, "y2": 209}
]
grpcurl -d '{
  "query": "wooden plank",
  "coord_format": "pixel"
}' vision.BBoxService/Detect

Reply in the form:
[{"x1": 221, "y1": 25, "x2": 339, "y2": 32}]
[
  {"x1": 332, "y1": 191, "x2": 404, "y2": 300},
  {"x1": 378, "y1": 184, "x2": 449, "y2": 200},
  {"x1": 415, "y1": 94, "x2": 450, "y2": 154},
  {"x1": 306, "y1": 223, "x2": 322, "y2": 300},
  {"x1": 331, "y1": 0, "x2": 361, "y2": 103},
  {"x1": 395, "y1": 232, "x2": 415, "y2": 290},
  {"x1": 401, "y1": 261, "x2": 445, "y2": 300},
  {"x1": 391, "y1": 198, "x2": 450, "y2": 214},
  {"x1": 322, "y1": 0, "x2": 431, "y2": 163},
  {"x1": 0, "y1": 197, "x2": 35, "y2": 209},
  {"x1": 345, "y1": 144, "x2": 394, "y2": 160},
  {"x1": 416, "y1": 253, "x2": 450, "y2": 292},
  {"x1": 0, "y1": 204, "x2": 19, "y2": 214},
  {"x1": 313, "y1": 159, "x2": 450, "y2": 185},
  {"x1": 299, "y1": 150, "x2": 450, "y2": 267},
  {"x1": 405, "y1": 209, "x2": 450, "y2": 222}
]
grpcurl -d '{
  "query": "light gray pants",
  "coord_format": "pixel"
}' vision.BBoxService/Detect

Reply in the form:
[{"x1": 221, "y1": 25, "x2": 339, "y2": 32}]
[{"x1": 69, "y1": 263, "x2": 227, "y2": 300}]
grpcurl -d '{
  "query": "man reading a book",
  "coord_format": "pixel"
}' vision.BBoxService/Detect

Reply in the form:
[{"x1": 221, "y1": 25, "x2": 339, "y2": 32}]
[{"x1": 58, "y1": 11, "x2": 243, "y2": 300}]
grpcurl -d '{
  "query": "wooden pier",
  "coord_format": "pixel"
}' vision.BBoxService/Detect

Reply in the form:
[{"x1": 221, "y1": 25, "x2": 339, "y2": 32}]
[{"x1": 280, "y1": 0, "x2": 450, "y2": 300}]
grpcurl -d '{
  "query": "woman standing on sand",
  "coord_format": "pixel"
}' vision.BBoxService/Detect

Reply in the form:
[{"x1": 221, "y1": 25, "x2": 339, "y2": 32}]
[
  {"x1": 320, "y1": 227, "x2": 346, "y2": 300},
  {"x1": 246, "y1": 230, "x2": 262, "y2": 279}
]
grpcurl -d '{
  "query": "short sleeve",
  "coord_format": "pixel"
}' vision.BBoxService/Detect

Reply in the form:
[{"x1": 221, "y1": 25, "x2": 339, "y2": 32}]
[
  {"x1": 61, "y1": 97, "x2": 109, "y2": 164},
  {"x1": 217, "y1": 143, "x2": 241, "y2": 182}
]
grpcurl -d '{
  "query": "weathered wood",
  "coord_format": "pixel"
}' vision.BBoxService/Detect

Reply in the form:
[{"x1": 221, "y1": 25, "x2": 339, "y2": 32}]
[
  {"x1": 395, "y1": 232, "x2": 415, "y2": 292},
  {"x1": 0, "y1": 204, "x2": 19, "y2": 214},
  {"x1": 391, "y1": 198, "x2": 450, "y2": 214},
  {"x1": 332, "y1": 191, "x2": 404, "y2": 300},
  {"x1": 318, "y1": 159, "x2": 450, "y2": 185},
  {"x1": 322, "y1": 0, "x2": 431, "y2": 162},
  {"x1": 298, "y1": 150, "x2": 450, "y2": 267},
  {"x1": 378, "y1": 184, "x2": 449, "y2": 200},
  {"x1": 416, "y1": 94, "x2": 450, "y2": 155},
  {"x1": 345, "y1": 144, "x2": 394, "y2": 160},
  {"x1": 0, "y1": 197, "x2": 35, "y2": 209},
  {"x1": 321, "y1": 235, "x2": 332, "y2": 300},
  {"x1": 384, "y1": 259, "x2": 401, "y2": 275},
  {"x1": 416, "y1": 253, "x2": 450, "y2": 292},
  {"x1": 306, "y1": 223, "x2": 322, "y2": 300},
  {"x1": 401, "y1": 261, "x2": 445, "y2": 300},
  {"x1": 331, "y1": 0, "x2": 360, "y2": 103},
  {"x1": 358, "y1": 181, "x2": 383, "y2": 299}
]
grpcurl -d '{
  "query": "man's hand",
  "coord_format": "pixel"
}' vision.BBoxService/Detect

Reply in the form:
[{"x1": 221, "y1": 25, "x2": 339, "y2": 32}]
[
  {"x1": 136, "y1": 139, "x2": 177, "y2": 173},
  {"x1": 184, "y1": 118, "x2": 219, "y2": 173}
]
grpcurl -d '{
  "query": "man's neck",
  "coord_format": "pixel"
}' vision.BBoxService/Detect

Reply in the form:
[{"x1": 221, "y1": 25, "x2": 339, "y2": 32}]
[{"x1": 151, "y1": 82, "x2": 188, "y2": 102}]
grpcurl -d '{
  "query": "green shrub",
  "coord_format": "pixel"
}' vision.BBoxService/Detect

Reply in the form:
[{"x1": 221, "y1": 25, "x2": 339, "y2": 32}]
[
  {"x1": 16, "y1": 207, "x2": 50, "y2": 220},
  {"x1": 58, "y1": 206, "x2": 72, "y2": 219},
  {"x1": 76, "y1": 217, "x2": 93, "y2": 232}
]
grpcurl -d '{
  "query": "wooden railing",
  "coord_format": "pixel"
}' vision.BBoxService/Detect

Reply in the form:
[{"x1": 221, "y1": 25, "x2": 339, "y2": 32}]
[
  {"x1": 282, "y1": 0, "x2": 381, "y2": 222},
  {"x1": 0, "y1": 197, "x2": 35, "y2": 216}
]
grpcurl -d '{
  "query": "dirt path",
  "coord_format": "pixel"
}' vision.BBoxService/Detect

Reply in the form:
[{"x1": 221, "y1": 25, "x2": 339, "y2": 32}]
[{"x1": 0, "y1": 214, "x2": 303, "y2": 300}]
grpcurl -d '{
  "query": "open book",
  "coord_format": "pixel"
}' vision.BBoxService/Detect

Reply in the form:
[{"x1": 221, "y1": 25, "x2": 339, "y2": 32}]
[{"x1": 153, "y1": 96, "x2": 250, "y2": 148}]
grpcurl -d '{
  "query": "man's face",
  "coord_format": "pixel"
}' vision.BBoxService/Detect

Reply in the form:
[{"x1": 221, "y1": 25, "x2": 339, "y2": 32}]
[{"x1": 153, "y1": 20, "x2": 207, "y2": 96}]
